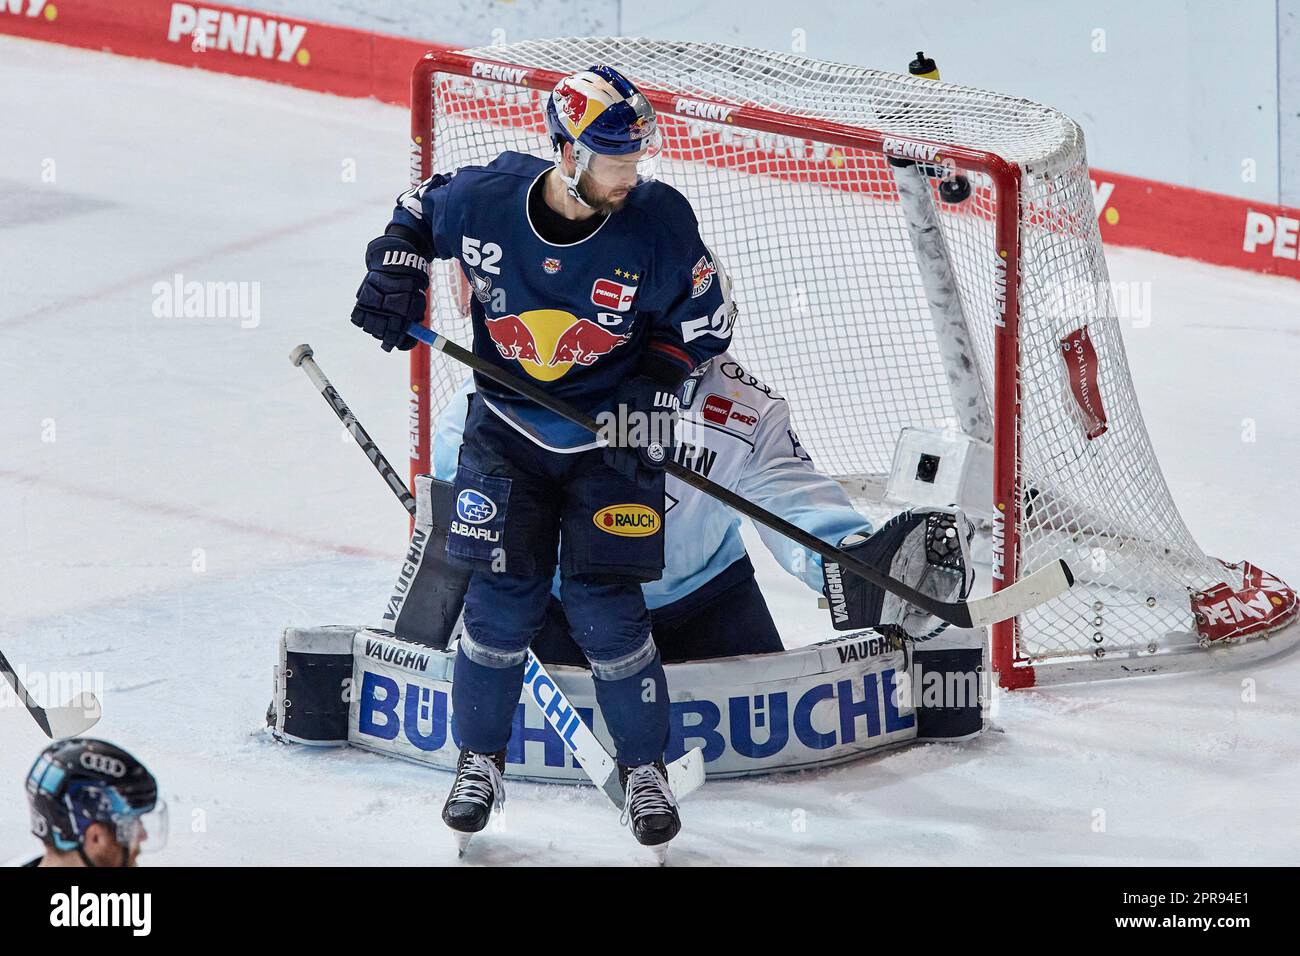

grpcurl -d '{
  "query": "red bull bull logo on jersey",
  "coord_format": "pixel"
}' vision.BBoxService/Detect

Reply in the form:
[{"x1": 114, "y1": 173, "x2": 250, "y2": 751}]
[
  {"x1": 484, "y1": 310, "x2": 632, "y2": 382},
  {"x1": 484, "y1": 314, "x2": 542, "y2": 363},
  {"x1": 553, "y1": 319, "x2": 631, "y2": 366}
]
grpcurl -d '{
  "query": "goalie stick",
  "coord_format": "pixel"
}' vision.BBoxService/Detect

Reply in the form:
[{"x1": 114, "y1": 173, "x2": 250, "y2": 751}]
[
  {"x1": 289, "y1": 343, "x2": 706, "y2": 813},
  {"x1": 0, "y1": 648, "x2": 102, "y2": 739},
  {"x1": 403, "y1": 323, "x2": 1074, "y2": 630}
]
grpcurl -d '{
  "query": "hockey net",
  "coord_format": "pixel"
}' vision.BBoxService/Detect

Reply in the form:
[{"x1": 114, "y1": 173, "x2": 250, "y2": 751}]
[{"x1": 408, "y1": 38, "x2": 1296, "y2": 687}]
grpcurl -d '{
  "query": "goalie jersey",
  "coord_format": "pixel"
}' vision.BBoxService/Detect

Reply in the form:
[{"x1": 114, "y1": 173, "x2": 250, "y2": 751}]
[{"x1": 433, "y1": 354, "x2": 872, "y2": 609}]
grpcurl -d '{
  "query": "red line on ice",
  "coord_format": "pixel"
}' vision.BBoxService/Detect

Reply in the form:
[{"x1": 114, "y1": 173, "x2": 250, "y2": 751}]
[{"x1": 0, "y1": 467, "x2": 392, "y2": 561}]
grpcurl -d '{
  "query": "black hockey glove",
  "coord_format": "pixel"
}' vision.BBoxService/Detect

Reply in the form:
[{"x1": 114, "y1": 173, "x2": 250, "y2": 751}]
[
  {"x1": 351, "y1": 233, "x2": 430, "y2": 352},
  {"x1": 602, "y1": 374, "x2": 681, "y2": 489},
  {"x1": 821, "y1": 506, "x2": 975, "y2": 642}
]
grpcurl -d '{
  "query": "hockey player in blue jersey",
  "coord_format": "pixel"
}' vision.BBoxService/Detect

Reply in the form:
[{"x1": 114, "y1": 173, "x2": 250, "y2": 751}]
[{"x1": 350, "y1": 66, "x2": 734, "y2": 853}]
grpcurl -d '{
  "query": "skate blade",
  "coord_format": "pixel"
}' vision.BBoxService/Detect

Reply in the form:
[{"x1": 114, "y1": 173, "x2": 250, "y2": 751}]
[
  {"x1": 651, "y1": 844, "x2": 669, "y2": 866},
  {"x1": 453, "y1": 830, "x2": 474, "y2": 859}
]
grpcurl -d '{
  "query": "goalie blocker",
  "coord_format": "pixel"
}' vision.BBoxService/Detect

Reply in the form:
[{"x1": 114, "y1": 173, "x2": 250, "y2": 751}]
[{"x1": 269, "y1": 477, "x2": 989, "y2": 780}]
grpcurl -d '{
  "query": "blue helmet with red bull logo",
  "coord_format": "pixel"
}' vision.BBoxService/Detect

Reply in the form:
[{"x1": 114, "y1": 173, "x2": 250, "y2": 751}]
[
  {"x1": 545, "y1": 64, "x2": 660, "y2": 205},
  {"x1": 26, "y1": 737, "x2": 167, "y2": 866}
]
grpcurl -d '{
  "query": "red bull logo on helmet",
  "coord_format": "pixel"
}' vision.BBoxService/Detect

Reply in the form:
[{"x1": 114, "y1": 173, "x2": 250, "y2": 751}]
[
  {"x1": 554, "y1": 76, "x2": 607, "y2": 138},
  {"x1": 484, "y1": 309, "x2": 632, "y2": 382},
  {"x1": 557, "y1": 80, "x2": 588, "y2": 127}
]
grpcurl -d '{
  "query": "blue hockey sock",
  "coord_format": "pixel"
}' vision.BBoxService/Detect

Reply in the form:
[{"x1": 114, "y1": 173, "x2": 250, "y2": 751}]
[
  {"x1": 591, "y1": 651, "x2": 669, "y2": 766},
  {"x1": 452, "y1": 645, "x2": 525, "y2": 755}
]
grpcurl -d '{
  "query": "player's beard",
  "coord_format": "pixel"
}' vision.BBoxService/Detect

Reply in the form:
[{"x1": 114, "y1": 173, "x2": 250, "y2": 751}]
[{"x1": 576, "y1": 174, "x2": 630, "y2": 216}]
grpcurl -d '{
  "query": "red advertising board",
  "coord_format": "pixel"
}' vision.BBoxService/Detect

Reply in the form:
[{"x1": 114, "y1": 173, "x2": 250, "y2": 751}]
[{"x1": 3, "y1": 0, "x2": 1297, "y2": 283}]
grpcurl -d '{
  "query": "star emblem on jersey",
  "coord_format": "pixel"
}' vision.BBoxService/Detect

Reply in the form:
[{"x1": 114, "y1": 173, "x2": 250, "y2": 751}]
[
  {"x1": 690, "y1": 256, "x2": 716, "y2": 298},
  {"x1": 484, "y1": 309, "x2": 632, "y2": 381},
  {"x1": 542, "y1": 257, "x2": 561, "y2": 274}
]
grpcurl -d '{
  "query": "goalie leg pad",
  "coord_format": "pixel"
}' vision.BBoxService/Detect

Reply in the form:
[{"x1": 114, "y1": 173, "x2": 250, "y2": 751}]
[{"x1": 385, "y1": 476, "x2": 470, "y2": 649}]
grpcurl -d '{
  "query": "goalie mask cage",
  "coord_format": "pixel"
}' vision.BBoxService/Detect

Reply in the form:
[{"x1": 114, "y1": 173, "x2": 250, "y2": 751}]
[{"x1": 408, "y1": 38, "x2": 1297, "y2": 687}]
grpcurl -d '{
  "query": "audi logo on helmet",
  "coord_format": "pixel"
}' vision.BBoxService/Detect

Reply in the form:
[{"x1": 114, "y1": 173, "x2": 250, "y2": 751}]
[{"x1": 81, "y1": 751, "x2": 127, "y2": 778}]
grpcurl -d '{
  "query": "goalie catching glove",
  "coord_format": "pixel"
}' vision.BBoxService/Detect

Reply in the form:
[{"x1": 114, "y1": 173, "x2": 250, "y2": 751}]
[{"x1": 821, "y1": 506, "x2": 975, "y2": 641}]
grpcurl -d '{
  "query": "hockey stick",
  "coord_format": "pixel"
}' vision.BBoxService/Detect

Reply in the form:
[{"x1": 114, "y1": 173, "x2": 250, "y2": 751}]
[
  {"x1": 290, "y1": 344, "x2": 415, "y2": 514},
  {"x1": 290, "y1": 344, "x2": 705, "y2": 808},
  {"x1": 0, "y1": 648, "x2": 102, "y2": 739},
  {"x1": 405, "y1": 324, "x2": 1074, "y2": 629}
]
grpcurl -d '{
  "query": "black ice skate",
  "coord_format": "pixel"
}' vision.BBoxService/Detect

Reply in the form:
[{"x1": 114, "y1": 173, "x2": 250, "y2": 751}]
[
  {"x1": 442, "y1": 747, "x2": 506, "y2": 857},
  {"x1": 619, "y1": 760, "x2": 680, "y2": 863}
]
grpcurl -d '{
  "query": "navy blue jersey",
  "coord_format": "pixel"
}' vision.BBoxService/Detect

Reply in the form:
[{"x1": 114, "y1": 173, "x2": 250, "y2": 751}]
[{"x1": 391, "y1": 152, "x2": 735, "y2": 450}]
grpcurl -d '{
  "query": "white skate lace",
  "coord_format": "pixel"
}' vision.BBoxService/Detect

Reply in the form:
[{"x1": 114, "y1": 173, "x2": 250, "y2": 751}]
[
  {"x1": 619, "y1": 764, "x2": 676, "y2": 828},
  {"x1": 449, "y1": 752, "x2": 505, "y2": 812}
]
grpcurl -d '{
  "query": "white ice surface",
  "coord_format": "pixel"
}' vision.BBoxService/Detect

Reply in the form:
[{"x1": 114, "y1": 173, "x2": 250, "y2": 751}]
[{"x1": 2, "y1": 37, "x2": 1299, "y2": 866}]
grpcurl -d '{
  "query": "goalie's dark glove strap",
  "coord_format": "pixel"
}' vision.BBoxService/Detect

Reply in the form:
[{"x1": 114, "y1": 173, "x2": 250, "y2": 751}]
[{"x1": 822, "y1": 532, "x2": 888, "y2": 632}]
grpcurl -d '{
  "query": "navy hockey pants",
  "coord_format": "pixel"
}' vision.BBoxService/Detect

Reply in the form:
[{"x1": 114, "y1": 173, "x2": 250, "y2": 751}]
[{"x1": 446, "y1": 395, "x2": 669, "y2": 765}]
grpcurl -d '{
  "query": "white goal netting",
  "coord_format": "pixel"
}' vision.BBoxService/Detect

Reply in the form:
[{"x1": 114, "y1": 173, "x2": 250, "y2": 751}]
[{"x1": 411, "y1": 37, "x2": 1293, "y2": 682}]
